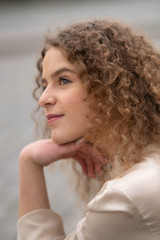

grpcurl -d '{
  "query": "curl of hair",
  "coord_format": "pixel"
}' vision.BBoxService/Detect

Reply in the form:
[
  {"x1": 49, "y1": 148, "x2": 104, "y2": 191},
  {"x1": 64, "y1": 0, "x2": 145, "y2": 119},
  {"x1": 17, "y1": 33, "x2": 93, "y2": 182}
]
[{"x1": 33, "y1": 19, "x2": 160, "y2": 205}]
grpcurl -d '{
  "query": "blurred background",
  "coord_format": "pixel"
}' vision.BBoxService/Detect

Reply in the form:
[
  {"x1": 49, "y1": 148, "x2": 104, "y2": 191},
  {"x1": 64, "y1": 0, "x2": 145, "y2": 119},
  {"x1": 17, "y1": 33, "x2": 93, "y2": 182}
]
[{"x1": 0, "y1": 0, "x2": 160, "y2": 239}]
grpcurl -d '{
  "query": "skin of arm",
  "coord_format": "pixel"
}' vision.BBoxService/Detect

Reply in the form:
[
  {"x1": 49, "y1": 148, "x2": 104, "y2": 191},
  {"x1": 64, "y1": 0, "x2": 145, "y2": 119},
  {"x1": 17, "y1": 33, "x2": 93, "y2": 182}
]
[
  {"x1": 18, "y1": 139, "x2": 107, "y2": 218},
  {"x1": 19, "y1": 156, "x2": 50, "y2": 218}
]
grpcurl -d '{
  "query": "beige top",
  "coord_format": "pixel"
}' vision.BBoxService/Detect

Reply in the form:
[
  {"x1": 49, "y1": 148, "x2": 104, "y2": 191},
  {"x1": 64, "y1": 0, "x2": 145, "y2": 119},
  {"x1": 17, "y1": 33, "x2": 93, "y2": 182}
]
[{"x1": 17, "y1": 152, "x2": 160, "y2": 240}]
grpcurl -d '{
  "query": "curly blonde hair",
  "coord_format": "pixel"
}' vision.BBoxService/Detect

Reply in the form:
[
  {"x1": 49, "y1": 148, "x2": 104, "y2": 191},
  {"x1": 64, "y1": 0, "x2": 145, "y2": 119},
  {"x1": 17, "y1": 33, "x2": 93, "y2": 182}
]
[{"x1": 33, "y1": 19, "x2": 160, "y2": 204}]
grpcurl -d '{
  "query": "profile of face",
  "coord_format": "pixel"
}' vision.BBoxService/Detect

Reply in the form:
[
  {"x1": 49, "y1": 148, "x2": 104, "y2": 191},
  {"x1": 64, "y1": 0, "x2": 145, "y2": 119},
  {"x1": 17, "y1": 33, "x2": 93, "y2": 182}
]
[{"x1": 39, "y1": 47, "x2": 95, "y2": 144}]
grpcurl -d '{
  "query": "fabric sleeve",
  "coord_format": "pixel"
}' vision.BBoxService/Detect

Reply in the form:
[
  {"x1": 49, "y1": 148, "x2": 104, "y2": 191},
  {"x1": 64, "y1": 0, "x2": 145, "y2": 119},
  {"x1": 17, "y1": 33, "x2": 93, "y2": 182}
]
[
  {"x1": 17, "y1": 189, "x2": 151, "y2": 240},
  {"x1": 17, "y1": 209, "x2": 66, "y2": 240}
]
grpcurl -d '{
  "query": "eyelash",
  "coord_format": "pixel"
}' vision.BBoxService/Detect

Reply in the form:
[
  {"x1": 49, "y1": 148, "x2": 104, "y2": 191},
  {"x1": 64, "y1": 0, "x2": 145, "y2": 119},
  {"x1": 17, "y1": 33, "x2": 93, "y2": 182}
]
[
  {"x1": 58, "y1": 77, "x2": 71, "y2": 85},
  {"x1": 41, "y1": 77, "x2": 71, "y2": 91},
  {"x1": 41, "y1": 85, "x2": 47, "y2": 92}
]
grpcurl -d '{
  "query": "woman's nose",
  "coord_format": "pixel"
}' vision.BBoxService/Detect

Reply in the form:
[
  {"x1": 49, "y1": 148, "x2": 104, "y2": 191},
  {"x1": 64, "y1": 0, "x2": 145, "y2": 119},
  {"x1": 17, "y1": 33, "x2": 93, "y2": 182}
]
[{"x1": 39, "y1": 89, "x2": 56, "y2": 107}]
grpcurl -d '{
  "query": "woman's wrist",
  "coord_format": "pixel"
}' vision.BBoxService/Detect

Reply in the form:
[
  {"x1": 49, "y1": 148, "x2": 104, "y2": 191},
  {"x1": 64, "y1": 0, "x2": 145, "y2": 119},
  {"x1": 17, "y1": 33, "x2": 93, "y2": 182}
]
[{"x1": 19, "y1": 144, "x2": 43, "y2": 169}]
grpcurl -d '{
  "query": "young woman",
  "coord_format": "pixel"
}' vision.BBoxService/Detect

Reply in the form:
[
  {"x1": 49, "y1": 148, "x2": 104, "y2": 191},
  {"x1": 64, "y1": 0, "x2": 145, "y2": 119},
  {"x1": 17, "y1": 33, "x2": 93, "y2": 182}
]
[{"x1": 17, "y1": 19, "x2": 160, "y2": 240}]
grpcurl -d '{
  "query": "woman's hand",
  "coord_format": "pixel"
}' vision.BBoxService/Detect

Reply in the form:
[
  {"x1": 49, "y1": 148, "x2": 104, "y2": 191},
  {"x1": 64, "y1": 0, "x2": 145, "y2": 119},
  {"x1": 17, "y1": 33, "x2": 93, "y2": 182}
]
[
  {"x1": 19, "y1": 138, "x2": 84, "y2": 217},
  {"x1": 20, "y1": 138, "x2": 107, "y2": 178},
  {"x1": 19, "y1": 138, "x2": 83, "y2": 167},
  {"x1": 18, "y1": 139, "x2": 107, "y2": 217},
  {"x1": 73, "y1": 142, "x2": 107, "y2": 178}
]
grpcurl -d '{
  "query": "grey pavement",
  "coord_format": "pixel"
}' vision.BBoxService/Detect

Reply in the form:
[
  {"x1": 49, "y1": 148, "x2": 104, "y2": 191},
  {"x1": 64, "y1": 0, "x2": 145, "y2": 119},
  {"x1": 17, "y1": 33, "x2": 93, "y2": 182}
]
[{"x1": 0, "y1": 0, "x2": 160, "y2": 239}]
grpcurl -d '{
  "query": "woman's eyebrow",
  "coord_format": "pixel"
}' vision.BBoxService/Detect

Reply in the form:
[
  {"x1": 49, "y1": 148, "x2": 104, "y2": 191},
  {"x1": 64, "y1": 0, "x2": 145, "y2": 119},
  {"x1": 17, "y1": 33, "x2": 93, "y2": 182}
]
[{"x1": 51, "y1": 67, "x2": 76, "y2": 78}]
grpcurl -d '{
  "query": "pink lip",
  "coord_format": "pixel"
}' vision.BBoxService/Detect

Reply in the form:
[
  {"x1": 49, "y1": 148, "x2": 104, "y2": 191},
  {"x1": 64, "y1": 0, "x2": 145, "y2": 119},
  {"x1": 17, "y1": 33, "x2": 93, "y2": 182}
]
[{"x1": 46, "y1": 114, "x2": 64, "y2": 125}]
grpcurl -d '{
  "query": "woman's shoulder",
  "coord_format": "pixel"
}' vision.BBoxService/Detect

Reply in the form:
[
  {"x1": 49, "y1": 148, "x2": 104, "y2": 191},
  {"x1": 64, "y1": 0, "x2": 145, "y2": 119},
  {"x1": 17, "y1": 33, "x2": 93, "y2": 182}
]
[
  {"x1": 111, "y1": 151, "x2": 160, "y2": 199},
  {"x1": 91, "y1": 150, "x2": 160, "y2": 201},
  {"x1": 90, "y1": 152, "x2": 160, "y2": 205},
  {"x1": 88, "y1": 151, "x2": 160, "y2": 233}
]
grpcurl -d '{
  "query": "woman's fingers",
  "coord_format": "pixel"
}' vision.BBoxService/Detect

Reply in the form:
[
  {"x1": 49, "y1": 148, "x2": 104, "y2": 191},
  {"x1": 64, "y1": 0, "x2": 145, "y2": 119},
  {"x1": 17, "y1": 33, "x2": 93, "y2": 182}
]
[
  {"x1": 86, "y1": 144, "x2": 107, "y2": 164},
  {"x1": 43, "y1": 138, "x2": 83, "y2": 161},
  {"x1": 73, "y1": 154, "x2": 88, "y2": 175},
  {"x1": 87, "y1": 160, "x2": 95, "y2": 178},
  {"x1": 40, "y1": 139, "x2": 106, "y2": 177},
  {"x1": 73, "y1": 152, "x2": 95, "y2": 178},
  {"x1": 74, "y1": 142, "x2": 108, "y2": 178},
  {"x1": 20, "y1": 138, "x2": 84, "y2": 167},
  {"x1": 95, "y1": 161, "x2": 103, "y2": 174}
]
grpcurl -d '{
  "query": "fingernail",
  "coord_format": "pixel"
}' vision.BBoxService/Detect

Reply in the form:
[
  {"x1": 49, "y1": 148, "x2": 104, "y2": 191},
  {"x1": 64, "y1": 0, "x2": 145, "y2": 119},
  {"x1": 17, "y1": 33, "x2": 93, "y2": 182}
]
[{"x1": 75, "y1": 138, "x2": 83, "y2": 145}]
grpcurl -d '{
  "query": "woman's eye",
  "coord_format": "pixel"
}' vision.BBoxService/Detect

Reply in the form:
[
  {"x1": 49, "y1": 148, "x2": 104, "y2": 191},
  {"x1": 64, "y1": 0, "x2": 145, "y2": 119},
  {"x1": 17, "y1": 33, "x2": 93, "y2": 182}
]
[
  {"x1": 59, "y1": 77, "x2": 71, "y2": 85},
  {"x1": 40, "y1": 79, "x2": 48, "y2": 92},
  {"x1": 41, "y1": 85, "x2": 47, "y2": 92}
]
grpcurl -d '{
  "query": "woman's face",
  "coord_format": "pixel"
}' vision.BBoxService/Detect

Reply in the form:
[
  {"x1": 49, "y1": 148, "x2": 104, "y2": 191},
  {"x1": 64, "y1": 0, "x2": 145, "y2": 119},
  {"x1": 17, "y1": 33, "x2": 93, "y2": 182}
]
[{"x1": 39, "y1": 46, "x2": 95, "y2": 144}]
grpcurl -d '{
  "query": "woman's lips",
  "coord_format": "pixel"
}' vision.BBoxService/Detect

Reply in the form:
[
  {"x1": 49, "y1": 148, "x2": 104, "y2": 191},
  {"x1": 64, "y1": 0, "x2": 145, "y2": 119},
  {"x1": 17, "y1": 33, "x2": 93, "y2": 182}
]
[{"x1": 46, "y1": 114, "x2": 64, "y2": 125}]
